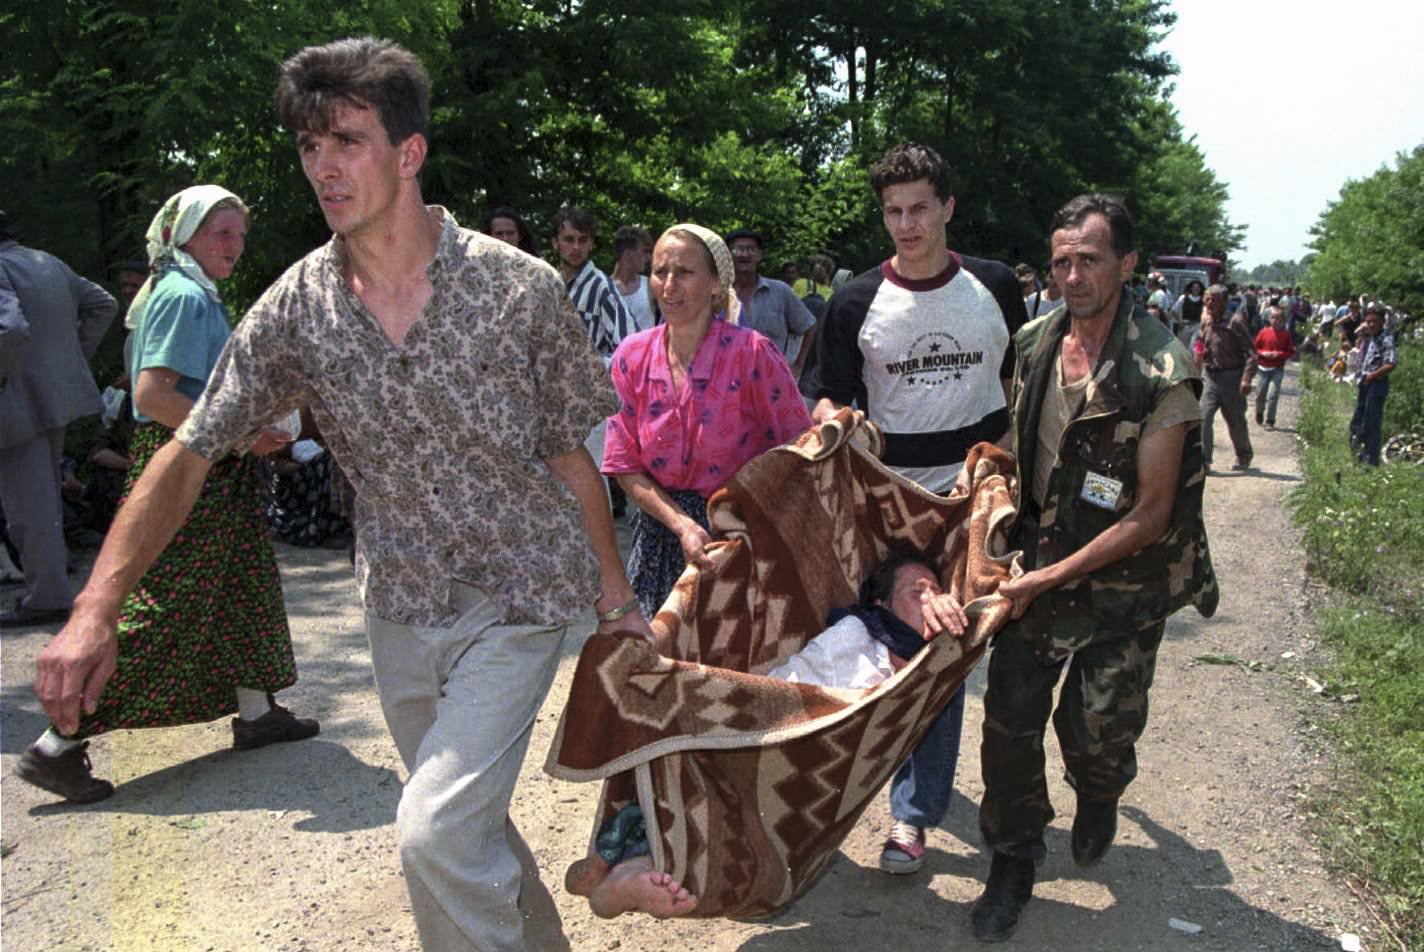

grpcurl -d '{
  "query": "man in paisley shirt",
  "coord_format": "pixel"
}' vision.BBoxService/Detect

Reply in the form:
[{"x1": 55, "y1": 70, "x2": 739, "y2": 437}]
[{"x1": 35, "y1": 37, "x2": 649, "y2": 952}]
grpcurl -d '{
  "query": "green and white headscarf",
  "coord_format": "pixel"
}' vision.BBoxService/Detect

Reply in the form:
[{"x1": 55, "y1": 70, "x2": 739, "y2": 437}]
[{"x1": 125, "y1": 185, "x2": 247, "y2": 330}]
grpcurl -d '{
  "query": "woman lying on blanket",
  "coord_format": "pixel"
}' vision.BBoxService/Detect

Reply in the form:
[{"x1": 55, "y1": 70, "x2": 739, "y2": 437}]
[{"x1": 565, "y1": 552, "x2": 968, "y2": 918}]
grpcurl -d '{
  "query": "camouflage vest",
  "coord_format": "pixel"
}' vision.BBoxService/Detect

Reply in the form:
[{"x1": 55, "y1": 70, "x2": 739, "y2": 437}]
[{"x1": 1010, "y1": 294, "x2": 1218, "y2": 659}]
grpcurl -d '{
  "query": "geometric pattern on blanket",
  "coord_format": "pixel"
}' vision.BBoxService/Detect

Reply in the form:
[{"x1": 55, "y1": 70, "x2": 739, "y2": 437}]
[{"x1": 546, "y1": 409, "x2": 1021, "y2": 918}]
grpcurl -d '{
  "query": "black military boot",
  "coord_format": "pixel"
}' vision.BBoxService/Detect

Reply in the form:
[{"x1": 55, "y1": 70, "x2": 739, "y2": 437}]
[
  {"x1": 1070, "y1": 795, "x2": 1119, "y2": 867},
  {"x1": 971, "y1": 852, "x2": 1035, "y2": 942}
]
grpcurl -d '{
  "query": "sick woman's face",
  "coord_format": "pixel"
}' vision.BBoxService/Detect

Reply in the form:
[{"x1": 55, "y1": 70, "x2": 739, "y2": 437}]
[{"x1": 887, "y1": 562, "x2": 940, "y2": 636}]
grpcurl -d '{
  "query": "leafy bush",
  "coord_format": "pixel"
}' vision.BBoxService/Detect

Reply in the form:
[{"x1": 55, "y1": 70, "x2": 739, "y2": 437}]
[
  {"x1": 1292, "y1": 362, "x2": 1424, "y2": 946},
  {"x1": 1291, "y1": 363, "x2": 1424, "y2": 603},
  {"x1": 1384, "y1": 331, "x2": 1424, "y2": 436}
]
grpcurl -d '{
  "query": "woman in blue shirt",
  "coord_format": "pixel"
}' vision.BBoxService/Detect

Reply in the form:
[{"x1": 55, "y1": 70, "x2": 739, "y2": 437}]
[{"x1": 16, "y1": 186, "x2": 319, "y2": 805}]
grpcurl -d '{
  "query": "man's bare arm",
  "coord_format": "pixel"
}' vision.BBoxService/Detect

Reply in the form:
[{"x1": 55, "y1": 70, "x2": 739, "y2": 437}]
[
  {"x1": 543, "y1": 445, "x2": 651, "y2": 638},
  {"x1": 36, "y1": 440, "x2": 213, "y2": 734},
  {"x1": 999, "y1": 422, "x2": 1187, "y2": 614}
]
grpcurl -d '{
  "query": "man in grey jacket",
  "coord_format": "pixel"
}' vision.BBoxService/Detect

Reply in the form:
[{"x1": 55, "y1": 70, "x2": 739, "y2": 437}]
[{"x1": 0, "y1": 211, "x2": 116, "y2": 626}]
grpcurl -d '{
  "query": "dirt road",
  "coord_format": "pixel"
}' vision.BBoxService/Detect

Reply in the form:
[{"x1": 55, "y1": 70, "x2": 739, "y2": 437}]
[{"x1": 1, "y1": 366, "x2": 1371, "y2": 951}]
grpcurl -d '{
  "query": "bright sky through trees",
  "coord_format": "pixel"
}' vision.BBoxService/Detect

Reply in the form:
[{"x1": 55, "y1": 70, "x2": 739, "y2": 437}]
[{"x1": 1159, "y1": 0, "x2": 1424, "y2": 268}]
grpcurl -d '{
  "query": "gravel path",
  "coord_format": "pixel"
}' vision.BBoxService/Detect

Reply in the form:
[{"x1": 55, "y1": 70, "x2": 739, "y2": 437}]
[{"x1": 1, "y1": 364, "x2": 1371, "y2": 951}]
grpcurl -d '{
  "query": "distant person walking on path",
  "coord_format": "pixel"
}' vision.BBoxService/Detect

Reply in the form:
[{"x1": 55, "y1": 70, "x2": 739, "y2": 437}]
[
  {"x1": 1172, "y1": 278, "x2": 1205, "y2": 348},
  {"x1": 483, "y1": 206, "x2": 538, "y2": 255},
  {"x1": 33, "y1": 38, "x2": 646, "y2": 952},
  {"x1": 1252, "y1": 304, "x2": 1295, "y2": 430},
  {"x1": 552, "y1": 205, "x2": 634, "y2": 363},
  {"x1": 973, "y1": 194, "x2": 1217, "y2": 942},
  {"x1": 1197, "y1": 283, "x2": 1257, "y2": 472},
  {"x1": 610, "y1": 225, "x2": 655, "y2": 335},
  {"x1": 17, "y1": 186, "x2": 316, "y2": 806},
  {"x1": 1349, "y1": 302, "x2": 1396, "y2": 465},
  {"x1": 728, "y1": 227, "x2": 818, "y2": 376},
  {"x1": 0, "y1": 210, "x2": 116, "y2": 627}
]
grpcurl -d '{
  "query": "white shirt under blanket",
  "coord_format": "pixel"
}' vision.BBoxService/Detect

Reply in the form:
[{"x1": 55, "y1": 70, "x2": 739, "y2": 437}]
[{"x1": 765, "y1": 615, "x2": 894, "y2": 689}]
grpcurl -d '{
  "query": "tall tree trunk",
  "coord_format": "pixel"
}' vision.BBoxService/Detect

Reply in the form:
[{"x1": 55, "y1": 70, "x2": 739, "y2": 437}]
[{"x1": 843, "y1": 30, "x2": 858, "y2": 152}]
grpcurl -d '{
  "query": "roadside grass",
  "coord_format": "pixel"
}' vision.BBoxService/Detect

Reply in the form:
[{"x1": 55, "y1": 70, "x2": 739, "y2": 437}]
[{"x1": 1289, "y1": 356, "x2": 1424, "y2": 947}]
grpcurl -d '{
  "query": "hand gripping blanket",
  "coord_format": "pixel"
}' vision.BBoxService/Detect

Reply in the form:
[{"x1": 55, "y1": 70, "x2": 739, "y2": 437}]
[{"x1": 546, "y1": 410, "x2": 1021, "y2": 918}]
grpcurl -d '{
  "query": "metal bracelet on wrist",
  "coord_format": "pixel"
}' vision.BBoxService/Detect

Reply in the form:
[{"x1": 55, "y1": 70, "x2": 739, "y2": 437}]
[{"x1": 596, "y1": 596, "x2": 640, "y2": 623}]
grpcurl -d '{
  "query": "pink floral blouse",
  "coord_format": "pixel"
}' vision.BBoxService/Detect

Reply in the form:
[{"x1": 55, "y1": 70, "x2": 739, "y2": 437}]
[{"x1": 602, "y1": 321, "x2": 813, "y2": 497}]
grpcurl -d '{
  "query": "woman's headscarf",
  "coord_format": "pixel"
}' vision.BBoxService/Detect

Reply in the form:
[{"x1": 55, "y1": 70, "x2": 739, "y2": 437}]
[
  {"x1": 655, "y1": 223, "x2": 741, "y2": 326},
  {"x1": 125, "y1": 185, "x2": 247, "y2": 330}
]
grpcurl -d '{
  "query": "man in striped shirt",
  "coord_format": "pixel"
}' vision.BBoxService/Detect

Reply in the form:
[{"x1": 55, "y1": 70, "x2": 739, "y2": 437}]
[
  {"x1": 552, "y1": 206, "x2": 633, "y2": 515},
  {"x1": 552, "y1": 206, "x2": 632, "y2": 363}
]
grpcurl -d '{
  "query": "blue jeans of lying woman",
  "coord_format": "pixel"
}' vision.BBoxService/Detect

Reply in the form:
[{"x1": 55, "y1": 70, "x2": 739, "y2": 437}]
[{"x1": 889, "y1": 683, "x2": 965, "y2": 827}]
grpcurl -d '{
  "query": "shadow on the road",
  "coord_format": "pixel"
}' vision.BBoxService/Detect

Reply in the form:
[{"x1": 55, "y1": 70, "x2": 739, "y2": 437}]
[
  {"x1": 1161, "y1": 608, "x2": 1215, "y2": 643},
  {"x1": 1209, "y1": 469, "x2": 1302, "y2": 483},
  {"x1": 24, "y1": 738, "x2": 401, "y2": 834},
  {"x1": 735, "y1": 805, "x2": 1335, "y2": 951},
  {"x1": 0, "y1": 688, "x2": 54, "y2": 754}
]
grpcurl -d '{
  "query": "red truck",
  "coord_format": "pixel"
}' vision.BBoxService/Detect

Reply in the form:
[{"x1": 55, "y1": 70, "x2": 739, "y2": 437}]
[{"x1": 1151, "y1": 253, "x2": 1229, "y2": 302}]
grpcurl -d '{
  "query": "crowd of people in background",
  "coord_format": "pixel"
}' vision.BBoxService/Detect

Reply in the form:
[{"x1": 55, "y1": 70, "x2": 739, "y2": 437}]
[
  {"x1": 0, "y1": 32, "x2": 1410, "y2": 950},
  {"x1": 1022, "y1": 266, "x2": 1408, "y2": 467},
  {"x1": 6, "y1": 142, "x2": 1409, "y2": 626}
]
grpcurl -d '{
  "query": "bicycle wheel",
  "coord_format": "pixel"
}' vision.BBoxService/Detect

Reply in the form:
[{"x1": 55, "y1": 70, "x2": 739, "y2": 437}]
[{"x1": 1383, "y1": 432, "x2": 1424, "y2": 465}]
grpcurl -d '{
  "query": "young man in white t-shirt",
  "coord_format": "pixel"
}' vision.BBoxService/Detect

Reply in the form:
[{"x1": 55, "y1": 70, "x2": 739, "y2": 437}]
[
  {"x1": 812, "y1": 141, "x2": 1026, "y2": 878},
  {"x1": 611, "y1": 225, "x2": 655, "y2": 334}
]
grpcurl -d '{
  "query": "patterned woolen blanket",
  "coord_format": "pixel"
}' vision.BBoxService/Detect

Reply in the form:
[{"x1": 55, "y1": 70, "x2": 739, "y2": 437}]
[{"x1": 546, "y1": 411, "x2": 1021, "y2": 918}]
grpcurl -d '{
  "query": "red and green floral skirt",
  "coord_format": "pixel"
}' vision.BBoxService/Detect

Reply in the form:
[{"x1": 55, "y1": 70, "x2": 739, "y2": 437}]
[{"x1": 75, "y1": 423, "x2": 298, "y2": 737}]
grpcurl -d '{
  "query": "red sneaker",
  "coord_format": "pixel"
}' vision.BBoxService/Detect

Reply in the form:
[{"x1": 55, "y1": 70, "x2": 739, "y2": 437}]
[{"x1": 878, "y1": 820, "x2": 926, "y2": 874}]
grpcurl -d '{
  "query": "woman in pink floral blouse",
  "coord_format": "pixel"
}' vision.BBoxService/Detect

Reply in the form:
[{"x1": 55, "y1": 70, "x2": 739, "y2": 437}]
[{"x1": 602, "y1": 223, "x2": 812, "y2": 619}]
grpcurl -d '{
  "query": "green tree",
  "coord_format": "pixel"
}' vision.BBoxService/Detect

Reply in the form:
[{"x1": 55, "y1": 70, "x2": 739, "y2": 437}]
[
  {"x1": 730, "y1": 0, "x2": 1237, "y2": 270},
  {"x1": 1, "y1": 0, "x2": 452, "y2": 309},
  {"x1": 3, "y1": 0, "x2": 1239, "y2": 297},
  {"x1": 1307, "y1": 145, "x2": 1424, "y2": 318},
  {"x1": 1128, "y1": 105, "x2": 1243, "y2": 262}
]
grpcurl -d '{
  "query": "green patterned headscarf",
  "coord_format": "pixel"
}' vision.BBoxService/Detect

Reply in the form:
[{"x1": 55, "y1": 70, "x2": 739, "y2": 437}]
[{"x1": 125, "y1": 185, "x2": 247, "y2": 330}]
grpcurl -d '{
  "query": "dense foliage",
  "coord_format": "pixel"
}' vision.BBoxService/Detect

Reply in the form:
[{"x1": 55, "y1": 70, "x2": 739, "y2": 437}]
[
  {"x1": 1306, "y1": 144, "x2": 1424, "y2": 319},
  {"x1": 3, "y1": 0, "x2": 1240, "y2": 312}
]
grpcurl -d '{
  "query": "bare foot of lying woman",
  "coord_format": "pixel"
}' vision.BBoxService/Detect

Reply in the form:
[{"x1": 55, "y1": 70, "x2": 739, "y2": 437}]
[{"x1": 565, "y1": 853, "x2": 698, "y2": 918}]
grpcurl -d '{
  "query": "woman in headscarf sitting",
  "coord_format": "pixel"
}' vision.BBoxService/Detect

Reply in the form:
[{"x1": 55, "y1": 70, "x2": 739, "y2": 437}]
[
  {"x1": 15, "y1": 186, "x2": 318, "y2": 806},
  {"x1": 600, "y1": 224, "x2": 813, "y2": 622}
]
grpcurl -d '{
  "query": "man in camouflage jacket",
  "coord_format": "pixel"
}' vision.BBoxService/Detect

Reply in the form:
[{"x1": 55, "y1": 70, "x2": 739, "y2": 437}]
[{"x1": 970, "y1": 194, "x2": 1218, "y2": 942}]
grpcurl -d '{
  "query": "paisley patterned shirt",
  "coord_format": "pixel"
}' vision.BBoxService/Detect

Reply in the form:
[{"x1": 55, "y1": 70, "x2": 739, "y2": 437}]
[{"x1": 176, "y1": 208, "x2": 617, "y2": 626}]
